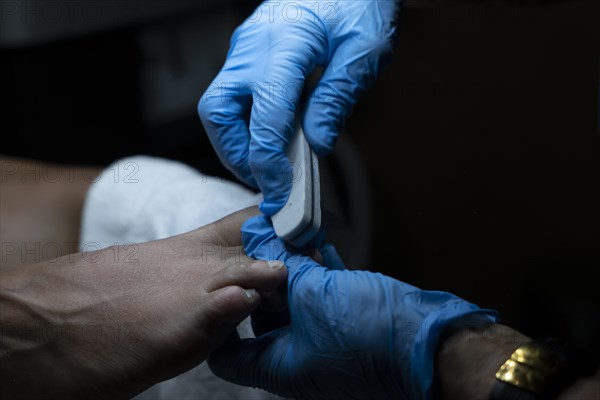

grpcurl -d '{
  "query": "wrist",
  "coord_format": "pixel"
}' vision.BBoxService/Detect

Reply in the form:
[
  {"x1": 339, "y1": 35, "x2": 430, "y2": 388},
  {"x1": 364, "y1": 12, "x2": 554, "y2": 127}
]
[
  {"x1": 435, "y1": 323, "x2": 530, "y2": 400},
  {"x1": 489, "y1": 337, "x2": 599, "y2": 400}
]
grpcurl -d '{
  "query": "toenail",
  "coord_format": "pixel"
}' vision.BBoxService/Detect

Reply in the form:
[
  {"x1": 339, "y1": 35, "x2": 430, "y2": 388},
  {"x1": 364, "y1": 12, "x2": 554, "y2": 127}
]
[
  {"x1": 244, "y1": 289, "x2": 257, "y2": 300},
  {"x1": 267, "y1": 260, "x2": 284, "y2": 270}
]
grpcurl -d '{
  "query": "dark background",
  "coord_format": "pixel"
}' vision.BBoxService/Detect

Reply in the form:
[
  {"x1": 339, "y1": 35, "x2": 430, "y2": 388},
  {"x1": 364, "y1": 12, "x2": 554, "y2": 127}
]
[{"x1": 2, "y1": 0, "x2": 599, "y2": 359}]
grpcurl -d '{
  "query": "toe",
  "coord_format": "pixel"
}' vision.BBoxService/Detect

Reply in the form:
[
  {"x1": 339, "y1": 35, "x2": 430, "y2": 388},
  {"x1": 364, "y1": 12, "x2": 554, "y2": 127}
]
[{"x1": 203, "y1": 260, "x2": 286, "y2": 293}]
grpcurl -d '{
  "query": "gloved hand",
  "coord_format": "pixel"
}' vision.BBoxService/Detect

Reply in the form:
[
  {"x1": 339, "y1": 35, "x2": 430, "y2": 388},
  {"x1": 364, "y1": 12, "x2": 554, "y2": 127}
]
[
  {"x1": 209, "y1": 215, "x2": 498, "y2": 400},
  {"x1": 198, "y1": 0, "x2": 401, "y2": 215}
]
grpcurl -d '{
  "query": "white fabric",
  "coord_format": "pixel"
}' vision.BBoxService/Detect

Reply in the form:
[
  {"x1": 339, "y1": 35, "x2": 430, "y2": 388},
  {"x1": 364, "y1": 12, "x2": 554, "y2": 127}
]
[
  {"x1": 79, "y1": 155, "x2": 282, "y2": 400},
  {"x1": 80, "y1": 155, "x2": 262, "y2": 247}
]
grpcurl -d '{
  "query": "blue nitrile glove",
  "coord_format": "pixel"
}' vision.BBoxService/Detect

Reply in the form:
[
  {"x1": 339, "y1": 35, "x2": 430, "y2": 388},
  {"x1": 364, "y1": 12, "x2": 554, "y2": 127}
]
[
  {"x1": 250, "y1": 239, "x2": 345, "y2": 336},
  {"x1": 208, "y1": 215, "x2": 498, "y2": 400},
  {"x1": 198, "y1": 0, "x2": 401, "y2": 215}
]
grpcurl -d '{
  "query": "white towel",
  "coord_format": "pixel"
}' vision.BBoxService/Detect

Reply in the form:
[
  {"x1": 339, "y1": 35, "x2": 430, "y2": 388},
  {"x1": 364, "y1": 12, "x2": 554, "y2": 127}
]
[
  {"x1": 80, "y1": 155, "x2": 284, "y2": 400},
  {"x1": 80, "y1": 155, "x2": 262, "y2": 247}
]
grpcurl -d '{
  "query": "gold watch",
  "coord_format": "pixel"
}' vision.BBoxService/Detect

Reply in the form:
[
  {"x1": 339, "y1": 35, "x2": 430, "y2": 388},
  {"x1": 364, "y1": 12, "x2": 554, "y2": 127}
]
[{"x1": 489, "y1": 337, "x2": 597, "y2": 400}]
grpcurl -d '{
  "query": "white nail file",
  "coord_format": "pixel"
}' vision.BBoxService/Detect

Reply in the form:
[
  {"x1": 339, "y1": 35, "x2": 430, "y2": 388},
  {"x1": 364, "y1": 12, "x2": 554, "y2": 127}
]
[{"x1": 272, "y1": 125, "x2": 321, "y2": 247}]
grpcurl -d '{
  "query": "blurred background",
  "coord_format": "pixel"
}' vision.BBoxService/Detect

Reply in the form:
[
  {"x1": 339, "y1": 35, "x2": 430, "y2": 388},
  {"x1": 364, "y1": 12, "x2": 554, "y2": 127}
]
[{"x1": 1, "y1": 0, "x2": 599, "y2": 360}]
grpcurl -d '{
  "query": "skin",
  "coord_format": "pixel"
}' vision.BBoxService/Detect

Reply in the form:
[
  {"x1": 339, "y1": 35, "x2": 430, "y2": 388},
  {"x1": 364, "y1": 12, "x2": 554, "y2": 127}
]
[
  {"x1": 0, "y1": 157, "x2": 99, "y2": 269},
  {"x1": 0, "y1": 203, "x2": 287, "y2": 399},
  {"x1": 2, "y1": 157, "x2": 597, "y2": 399},
  {"x1": 436, "y1": 324, "x2": 600, "y2": 400}
]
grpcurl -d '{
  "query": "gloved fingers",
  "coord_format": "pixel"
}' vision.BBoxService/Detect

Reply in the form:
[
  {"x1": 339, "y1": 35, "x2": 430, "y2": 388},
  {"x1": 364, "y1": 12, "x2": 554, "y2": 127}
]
[
  {"x1": 247, "y1": 20, "x2": 328, "y2": 215},
  {"x1": 248, "y1": 137, "x2": 293, "y2": 216},
  {"x1": 306, "y1": 223, "x2": 327, "y2": 249},
  {"x1": 198, "y1": 72, "x2": 256, "y2": 189},
  {"x1": 208, "y1": 329, "x2": 288, "y2": 394},
  {"x1": 303, "y1": 38, "x2": 395, "y2": 156},
  {"x1": 241, "y1": 215, "x2": 325, "y2": 270},
  {"x1": 285, "y1": 254, "x2": 328, "y2": 294},
  {"x1": 241, "y1": 214, "x2": 330, "y2": 306},
  {"x1": 242, "y1": 215, "x2": 288, "y2": 261},
  {"x1": 319, "y1": 243, "x2": 346, "y2": 270}
]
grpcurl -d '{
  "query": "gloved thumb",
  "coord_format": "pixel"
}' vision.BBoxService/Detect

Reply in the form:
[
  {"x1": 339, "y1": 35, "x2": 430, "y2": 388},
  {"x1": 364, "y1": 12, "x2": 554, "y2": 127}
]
[
  {"x1": 302, "y1": 39, "x2": 394, "y2": 156},
  {"x1": 208, "y1": 329, "x2": 290, "y2": 396}
]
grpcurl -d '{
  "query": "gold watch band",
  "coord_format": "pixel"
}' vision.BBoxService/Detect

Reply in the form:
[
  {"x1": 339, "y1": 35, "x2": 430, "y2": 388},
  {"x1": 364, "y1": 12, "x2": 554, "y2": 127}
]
[
  {"x1": 495, "y1": 341, "x2": 561, "y2": 396},
  {"x1": 491, "y1": 337, "x2": 598, "y2": 400}
]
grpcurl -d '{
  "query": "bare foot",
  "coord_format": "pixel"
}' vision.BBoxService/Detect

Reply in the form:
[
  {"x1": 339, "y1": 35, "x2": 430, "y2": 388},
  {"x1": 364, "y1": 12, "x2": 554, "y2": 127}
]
[{"x1": 0, "y1": 207, "x2": 286, "y2": 399}]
